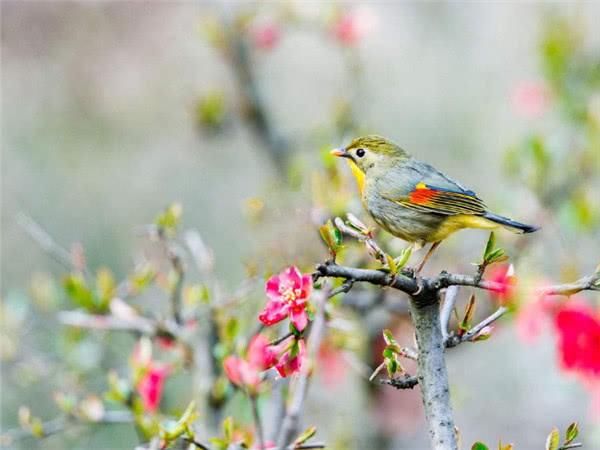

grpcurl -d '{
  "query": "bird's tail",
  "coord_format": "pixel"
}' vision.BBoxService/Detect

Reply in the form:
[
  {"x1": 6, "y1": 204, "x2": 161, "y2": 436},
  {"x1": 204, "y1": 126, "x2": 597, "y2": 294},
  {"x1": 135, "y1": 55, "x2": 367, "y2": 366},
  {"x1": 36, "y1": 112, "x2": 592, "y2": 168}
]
[{"x1": 483, "y1": 212, "x2": 539, "y2": 234}]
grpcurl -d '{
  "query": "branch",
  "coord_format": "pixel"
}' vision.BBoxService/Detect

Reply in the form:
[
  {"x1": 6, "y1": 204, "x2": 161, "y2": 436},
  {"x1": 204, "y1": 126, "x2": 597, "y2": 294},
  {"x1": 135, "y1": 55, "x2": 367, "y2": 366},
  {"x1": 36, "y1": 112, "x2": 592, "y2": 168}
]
[
  {"x1": 440, "y1": 286, "x2": 459, "y2": 341},
  {"x1": 0, "y1": 410, "x2": 133, "y2": 445},
  {"x1": 445, "y1": 306, "x2": 508, "y2": 348},
  {"x1": 17, "y1": 212, "x2": 90, "y2": 277},
  {"x1": 539, "y1": 273, "x2": 600, "y2": 296},
  {"x1": 276, "y1": 287, "x2": 329, "y2": 449},
  {"x1": 380, "y1": 375, "x2": 419, "y2": 390}
]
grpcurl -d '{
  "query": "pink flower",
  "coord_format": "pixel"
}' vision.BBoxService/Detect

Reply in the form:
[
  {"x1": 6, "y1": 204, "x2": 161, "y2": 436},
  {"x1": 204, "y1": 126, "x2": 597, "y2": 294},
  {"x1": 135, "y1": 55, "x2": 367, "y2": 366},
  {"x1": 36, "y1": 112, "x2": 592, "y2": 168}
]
[
  {"x1": 251, "y1": 20, "x2": 281, "y2": 51},
  {"x1": 259, "y1": 266, "x2": 312, "y2": 331},
  {"x1": 486, "y1": 264, "x2": 516, "y2": 305},
  {"x1": 516, "y1": 293, "x2": 556, "y2": 343},
  {"x1": 511, "y1": 81, "x2": 551, "y2": 119},
  {"x1": 137, "y1": 363, "x2": 170, "y2": 413},
  {"x1": 318, "y1": 342, "x2": 347, "y2": 386},
  {"x1": 223, "y1": 334, "x2": 279, "y2": 393},
  {"x1": 554, "y1": 304, "x2": 600, "y2": 376},
  {"x1": 275, "y1": 339, "x2": 306, "y2": 377},
  {"x1": 332, "y1": 6, "x2": 377, "y2": 46}
]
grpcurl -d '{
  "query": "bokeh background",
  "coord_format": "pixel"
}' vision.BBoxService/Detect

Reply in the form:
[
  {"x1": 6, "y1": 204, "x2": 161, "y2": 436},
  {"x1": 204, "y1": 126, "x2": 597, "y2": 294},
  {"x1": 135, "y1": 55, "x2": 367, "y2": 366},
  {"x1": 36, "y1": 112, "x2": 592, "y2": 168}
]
[{"x1": 2, "y1": 1, "x2": 600, "y2": 449}]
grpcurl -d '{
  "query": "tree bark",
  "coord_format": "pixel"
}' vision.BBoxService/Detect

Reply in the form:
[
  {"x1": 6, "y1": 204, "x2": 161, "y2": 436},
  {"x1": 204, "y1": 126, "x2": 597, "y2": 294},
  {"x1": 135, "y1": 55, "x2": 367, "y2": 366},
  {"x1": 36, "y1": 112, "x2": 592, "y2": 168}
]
[{"x1": 409, "y1": 294, "x2": 457, "y2": 450}]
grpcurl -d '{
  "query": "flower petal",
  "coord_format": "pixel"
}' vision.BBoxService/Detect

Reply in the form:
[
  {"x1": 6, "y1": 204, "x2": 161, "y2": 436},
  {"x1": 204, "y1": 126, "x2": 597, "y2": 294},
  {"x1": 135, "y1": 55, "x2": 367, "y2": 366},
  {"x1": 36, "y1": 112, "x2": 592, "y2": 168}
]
[
  {"x1": 258, "y1": 300, "x2": 289, "y2": 326},
  {"x1": 299, "y1": 274, "x2": 313, "y2": 300},
  {"x1": 223, "y1": 356, "x2": 243, "y2": 386},
  {"x1": 265, "y1": 275, "x2": 282, "y2": 301},
  {"x1": 281, "y1": 266, "x2": 303, "y2": 290},
  {"x1": 290, "y1": 307, "x2": 308, "y2": 332},
  {"x1": 248, "y1": 334, "x2": 278, "y2": 370}
]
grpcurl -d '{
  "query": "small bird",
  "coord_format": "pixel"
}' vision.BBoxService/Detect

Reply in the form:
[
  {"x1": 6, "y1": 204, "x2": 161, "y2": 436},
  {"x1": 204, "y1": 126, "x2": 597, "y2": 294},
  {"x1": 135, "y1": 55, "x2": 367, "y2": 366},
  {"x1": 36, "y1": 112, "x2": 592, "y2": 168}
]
[{"x1": 331, "y1": 135, "x2": 539, "y2": 272}]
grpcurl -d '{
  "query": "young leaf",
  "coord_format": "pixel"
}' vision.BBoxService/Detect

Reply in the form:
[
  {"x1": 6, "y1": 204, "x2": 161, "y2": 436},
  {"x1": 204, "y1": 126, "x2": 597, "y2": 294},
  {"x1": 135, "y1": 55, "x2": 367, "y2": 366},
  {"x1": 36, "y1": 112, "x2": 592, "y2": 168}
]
[
  {"x1": 294, "y1": 426, "x2": 317, "y2": 446},
  {"x1": 222, "y1": 416, "x2": 234, "y2": 442},
  {"x1": 458, "y1": 294, "x2": 476, "y2": 336},
  {"x1": 394, "y1": 246, "x2": 413, "y2": 270},
  {"x1": 484, "y1": 232, "x2": 496, "y2": 260},
  {"x1": 382, "y1": 329, "x2": 398, "y2": 347},
  {"x1": 564, "y1": 422, "x2": 578, "y2": 444},
  {"x1": 386, "y1": 254, "x2": 398, "y2": 275},
  {"x1": 319, "y1": 219, "x2": 342, "y2": 258},
  {"x1": 471, "y1": 443, "x2": 489, "y2": 450},
  {"x1": 545, "y1": 427, "x2": 560, "y2": 450}
]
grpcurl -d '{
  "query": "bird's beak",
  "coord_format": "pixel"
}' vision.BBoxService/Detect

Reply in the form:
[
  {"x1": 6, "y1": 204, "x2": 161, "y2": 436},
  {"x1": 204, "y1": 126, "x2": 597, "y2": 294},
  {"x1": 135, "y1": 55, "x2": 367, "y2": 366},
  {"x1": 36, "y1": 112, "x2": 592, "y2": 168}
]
[{"x1": 330, "y1": 148, "x2": 349, "y2": 158}]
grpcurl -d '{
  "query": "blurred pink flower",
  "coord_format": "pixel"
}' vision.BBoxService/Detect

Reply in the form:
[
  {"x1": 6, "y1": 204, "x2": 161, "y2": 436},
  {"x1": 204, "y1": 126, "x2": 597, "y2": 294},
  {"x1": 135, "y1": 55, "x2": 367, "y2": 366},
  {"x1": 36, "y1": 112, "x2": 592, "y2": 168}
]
[
  {"x1": 251, "y1": 20, "x2": 281, "y2": 51},
  {"x1": 275, "y1": 339, "x2": 306, "y2": 378},
  {"x1": 259, "y1": 266, "x2": 312, "y2": 331},
  {"x1": 318, "y1": 342, "x2": 347, "y2": 386},
  {"x1": 223, "y1": 334, "x2": 279, "y2": 393},
  {"x1": 137, "y1": 363, "x2": 170, "y2": 413},
  {"x1": 511, "y1": 81, "x2": 551, "y2": 119},
  {"x1": 332, "y1": 6, "x2": 377, "y2": 46},
  {"x1": 554, "y1": 303, "x2": 600, "y2": 376},
  {"x1": 486, "y1": 264, "x2": 516, "y2": 305},
  {"x1": 516, "y1": 293, "x2": 556, "y2": 343}
]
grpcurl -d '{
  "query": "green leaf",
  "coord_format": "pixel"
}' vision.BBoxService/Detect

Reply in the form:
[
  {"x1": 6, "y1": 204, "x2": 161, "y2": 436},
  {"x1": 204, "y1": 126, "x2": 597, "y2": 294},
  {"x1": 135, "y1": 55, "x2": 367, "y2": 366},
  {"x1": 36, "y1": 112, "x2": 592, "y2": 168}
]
[
  {"x1": 545, "y1": 427, "x2": 560, "y2": 450},
  {"x1": 471, "y1": 443, "x2": 489, "y2": 450},
  {"x1": 385, "y1": 357, "x2": 398, "y2": 378},
  {"x1": 394, "y1": 246, "x2": 413, "y2": 270},
  {"x1": 63, "y1": 274, "x2": 97, "y2": 311},
  {"x1": 484, "y1": 232, "x2": 496, "y2": 260},
  {"x1": 564, "y1": 422, "x2": 579, "y2": 445},
  {"x1": 385, "y1": 254, "x2": 398, "y2": 275},
  {"x1": 294, "y1": 426, "x2": 317, "y2": 446},
  {"x1": 222, "y1": 416, "x2": 234, "y2": 442},
  {"x1": 155, "y1": 203, "x2": 183, "y2": 236},
  {"x1": 382, "y1": 329, "x2": 397, "y2": 346},
  {"x1": 319, "y1": 219, "x2": 342, "y2": 258},
  {"x1": 382, "y1": 347, "x2": 395, "y2": 359}
]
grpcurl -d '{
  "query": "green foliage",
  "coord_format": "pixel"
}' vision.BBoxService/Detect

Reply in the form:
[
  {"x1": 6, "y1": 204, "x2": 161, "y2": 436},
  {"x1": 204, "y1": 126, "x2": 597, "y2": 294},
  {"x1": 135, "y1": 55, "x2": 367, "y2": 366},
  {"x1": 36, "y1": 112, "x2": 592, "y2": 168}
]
[
  {"x1": 155, "y1": 203, "x2": 183, "y2": 237},
  {"x1": 319, "y1": 219, "x2": 343, "y2": 260}
]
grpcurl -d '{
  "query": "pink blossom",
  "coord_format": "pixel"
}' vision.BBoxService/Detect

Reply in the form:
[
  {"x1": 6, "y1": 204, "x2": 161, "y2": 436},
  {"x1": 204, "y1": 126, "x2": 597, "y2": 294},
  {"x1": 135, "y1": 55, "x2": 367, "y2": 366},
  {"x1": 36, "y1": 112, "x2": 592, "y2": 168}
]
[
  {"x1": 516, "y1": 293, "x2": 556, "y2": 343},
  {"x1": 259, "y1": 266, "x2": 312, "y2": 331},
  {"x1": 486, "y1": 264, "x2": 516, "y2": 305},
  {"x1": 275, "y1": 339, "x2": 306, "y2": 377},
  {"x1": 511, "y1": 81, "x2": 551, "y2": 119},
  {"x1": 332, "y1": 6, "x2": 377, "y2": 46},
  {"x1": 251, "y1": 20, "x2": 281, "y2": 51},
  {"x1": 318, "y1": 342, "x2": 347, "y2": 386},
  {"x1": 223, "y1": 334, "x2": 279, "y2": 393},
  {"x1": 137, "y1": 363, "x2": 170, "y2": 413},
  {"x1": 554, "y1": 303, "x2": 600, "y2": 376}
]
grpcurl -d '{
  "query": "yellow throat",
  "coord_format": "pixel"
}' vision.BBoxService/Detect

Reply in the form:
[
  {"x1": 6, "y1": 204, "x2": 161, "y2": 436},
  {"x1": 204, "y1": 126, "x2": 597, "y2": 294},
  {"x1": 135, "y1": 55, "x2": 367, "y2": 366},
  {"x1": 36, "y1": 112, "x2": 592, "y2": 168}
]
[{"x1": 347, "y1": 159, "x2": 366, "y2": 196}]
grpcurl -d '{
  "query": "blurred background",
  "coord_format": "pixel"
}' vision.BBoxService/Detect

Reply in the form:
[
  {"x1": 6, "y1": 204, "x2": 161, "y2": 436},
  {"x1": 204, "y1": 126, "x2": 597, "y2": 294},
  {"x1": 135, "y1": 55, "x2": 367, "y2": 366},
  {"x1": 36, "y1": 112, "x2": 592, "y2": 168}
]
[{"x1": 2, "y1": 1, "x2": 599, "y2": 449}]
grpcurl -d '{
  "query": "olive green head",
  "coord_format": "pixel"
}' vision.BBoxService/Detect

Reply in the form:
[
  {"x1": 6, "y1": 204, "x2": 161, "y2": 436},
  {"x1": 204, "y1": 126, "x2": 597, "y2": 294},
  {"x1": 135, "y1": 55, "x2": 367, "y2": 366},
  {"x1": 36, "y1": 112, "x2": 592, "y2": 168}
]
[{"x1": 331, "y1": 135, "x2": 410, "y2": 173}]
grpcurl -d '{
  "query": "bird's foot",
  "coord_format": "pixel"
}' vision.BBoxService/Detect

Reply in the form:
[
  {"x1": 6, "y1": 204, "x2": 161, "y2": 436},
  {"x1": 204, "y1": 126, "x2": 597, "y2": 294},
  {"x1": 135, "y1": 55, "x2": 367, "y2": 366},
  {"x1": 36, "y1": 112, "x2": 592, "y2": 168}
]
[{"x1": 400, "y1": 266, "x2": 417, "y2": 278}]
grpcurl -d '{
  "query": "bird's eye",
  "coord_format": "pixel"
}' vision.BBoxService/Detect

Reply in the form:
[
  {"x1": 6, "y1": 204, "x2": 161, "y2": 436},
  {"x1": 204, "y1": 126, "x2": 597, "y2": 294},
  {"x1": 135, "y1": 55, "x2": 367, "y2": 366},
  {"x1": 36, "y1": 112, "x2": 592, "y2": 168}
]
[{"x1": 356, "y1": 148, "x2": 366, "y2": 158}]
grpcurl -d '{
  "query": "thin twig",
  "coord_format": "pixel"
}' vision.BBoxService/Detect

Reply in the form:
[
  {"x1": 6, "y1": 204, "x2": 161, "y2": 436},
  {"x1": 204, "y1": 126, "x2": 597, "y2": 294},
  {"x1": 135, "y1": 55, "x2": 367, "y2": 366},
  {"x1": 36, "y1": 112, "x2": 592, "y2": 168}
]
[
  {"x1": 445, "y1": 306, "x2": 508, "y2": 348},
  {"x1": 250, "y1": 395, "x2": 265, "y2": 450},
  {"x1": 270, "y1": 332, "x2": 294, "y2": 347}
]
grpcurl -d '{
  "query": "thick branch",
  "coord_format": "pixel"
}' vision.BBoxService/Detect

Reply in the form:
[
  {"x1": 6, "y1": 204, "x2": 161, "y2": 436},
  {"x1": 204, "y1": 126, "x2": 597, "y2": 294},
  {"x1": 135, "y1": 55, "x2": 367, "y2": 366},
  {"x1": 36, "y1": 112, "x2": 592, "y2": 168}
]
[{"x1": 409, "y1": 294, "x2": 458, "y2": 450}]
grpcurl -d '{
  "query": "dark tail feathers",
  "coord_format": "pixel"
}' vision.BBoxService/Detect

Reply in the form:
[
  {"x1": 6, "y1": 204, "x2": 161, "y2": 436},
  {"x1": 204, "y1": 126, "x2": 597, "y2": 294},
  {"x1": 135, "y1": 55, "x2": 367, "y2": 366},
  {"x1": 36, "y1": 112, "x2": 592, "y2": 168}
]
[{"x1": 484, "y1": 212, "x2": 540, "y2": 234}]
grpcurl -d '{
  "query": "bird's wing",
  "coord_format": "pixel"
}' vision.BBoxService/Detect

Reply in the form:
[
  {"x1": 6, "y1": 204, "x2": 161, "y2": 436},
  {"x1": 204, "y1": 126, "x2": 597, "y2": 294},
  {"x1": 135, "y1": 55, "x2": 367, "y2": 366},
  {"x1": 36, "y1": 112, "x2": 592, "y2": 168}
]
[
  {"x1": 396, "y1": 182, "x2": 487, "y2": 215},
  {"x1": 385, "y1": 162, "x2": 487, "y2": 216}
]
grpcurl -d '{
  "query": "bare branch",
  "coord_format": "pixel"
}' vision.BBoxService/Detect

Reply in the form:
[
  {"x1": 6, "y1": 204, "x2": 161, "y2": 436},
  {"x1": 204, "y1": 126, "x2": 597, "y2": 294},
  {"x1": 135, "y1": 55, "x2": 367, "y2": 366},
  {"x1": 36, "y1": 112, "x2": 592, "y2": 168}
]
[
  {"x1": 440, "y1": 286, "x2": 459, "y2": 341},
  {"x1": 250, "y1": 395, "x2": 265, "y2": 450},
  {"x1": 380, "y1": 375, "x2": 419, "y2": 390}
]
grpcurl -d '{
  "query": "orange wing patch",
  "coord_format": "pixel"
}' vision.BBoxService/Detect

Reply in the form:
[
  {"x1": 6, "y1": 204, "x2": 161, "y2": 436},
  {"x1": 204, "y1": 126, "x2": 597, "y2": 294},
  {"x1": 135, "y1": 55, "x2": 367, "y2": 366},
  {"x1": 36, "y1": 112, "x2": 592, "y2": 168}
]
[{"x1": 399, "y1": 182, "x2": 487, "y2": 216}]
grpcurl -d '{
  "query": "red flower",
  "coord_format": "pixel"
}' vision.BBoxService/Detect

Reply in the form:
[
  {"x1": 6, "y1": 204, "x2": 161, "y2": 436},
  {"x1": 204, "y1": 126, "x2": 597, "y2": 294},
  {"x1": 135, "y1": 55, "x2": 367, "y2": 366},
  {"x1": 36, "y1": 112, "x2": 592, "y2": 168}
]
[
  {"x1": 554, "y1": 304, "x2": 600, "y2": 377},
  {"x1": 486, "y1": 264, "x2": 516, "y2": 304},
  {"x1": 275, "y1": 339, "x2": 306, "y2": 377},
  {"x1": 251, "y1": 20, "x2": 281, "y2": 51},
  {"x1": 332, "y1": 6, "x2": 377, "y2": 46},
  {"x1": 511, "y1": 81, "x2": 551, "y2": 119},
  {"x1": 259, "y1": 266, "x2": 312, "y2": 331},
  {"x1": 137, "y1": 363, "x2": 170, "y2": 413}
]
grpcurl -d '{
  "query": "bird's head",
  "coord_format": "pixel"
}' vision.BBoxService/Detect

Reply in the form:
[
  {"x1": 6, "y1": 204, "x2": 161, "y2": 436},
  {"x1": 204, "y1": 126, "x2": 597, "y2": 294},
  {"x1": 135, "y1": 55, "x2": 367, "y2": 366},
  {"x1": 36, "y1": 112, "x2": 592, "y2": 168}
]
[{"x1": 330, "y1": 135, "x2": 409, "y2": 174}]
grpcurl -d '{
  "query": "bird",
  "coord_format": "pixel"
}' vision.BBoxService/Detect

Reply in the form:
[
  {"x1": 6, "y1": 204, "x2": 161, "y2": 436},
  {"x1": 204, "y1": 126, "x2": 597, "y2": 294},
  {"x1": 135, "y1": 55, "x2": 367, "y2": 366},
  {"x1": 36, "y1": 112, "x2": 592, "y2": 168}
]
[{"x1": 331, "y1": 135, "x2": 539, "y2": 272}]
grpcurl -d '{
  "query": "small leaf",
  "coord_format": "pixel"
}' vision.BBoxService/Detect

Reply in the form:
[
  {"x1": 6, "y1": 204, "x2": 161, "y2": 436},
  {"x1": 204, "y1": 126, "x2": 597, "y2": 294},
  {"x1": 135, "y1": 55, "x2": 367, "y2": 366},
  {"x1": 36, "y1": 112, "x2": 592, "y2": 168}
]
[
  {"x1": 471, "y1": 442, "x2": 489, "y2": 450},
  {"x1": 484, "y1": 232, "x2": 496, "y2": 260},
  {"x1": 385, "y1": 357, "x2": 398, "y2": 378},
  {"x1": 394, "y1": 246, "x2": 413, "y2": 270},
  {"x1": 382, "y1": 347, "x2": 395, "y2": 359},
  {"x1": 222, "y1": 416, "x2": 234, "y2": 442},
  {"x1": 346, "y1": 213, "x2": 369, "y2": 234},
  {"x1": 458, "y1": 294, "x2": 476, "y2": 336},
  {"x1": 382, "y1": 329, "x2": 397, "y2": 346},
  {"x1": 564, "y1": 422, "x2": 578, "y2": 444},
  {"x1": 545, "y1": 427, "x2": 560, "y2": 450},
  {"x1": 319, "y1": 219, "x2": 342, "y2": 258},
  {"x1": 155, "y1": 203, "x2": 183, "y2": 236},
  {"x1": 294, "y1": 425, "x2": 317, "y2": 446},
  {"x1": 386, "y1": 254, "x2": 398, "y2": 274},
  {"x1": 63, "y1": 274, "x2": 97, "y2": 311}
]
